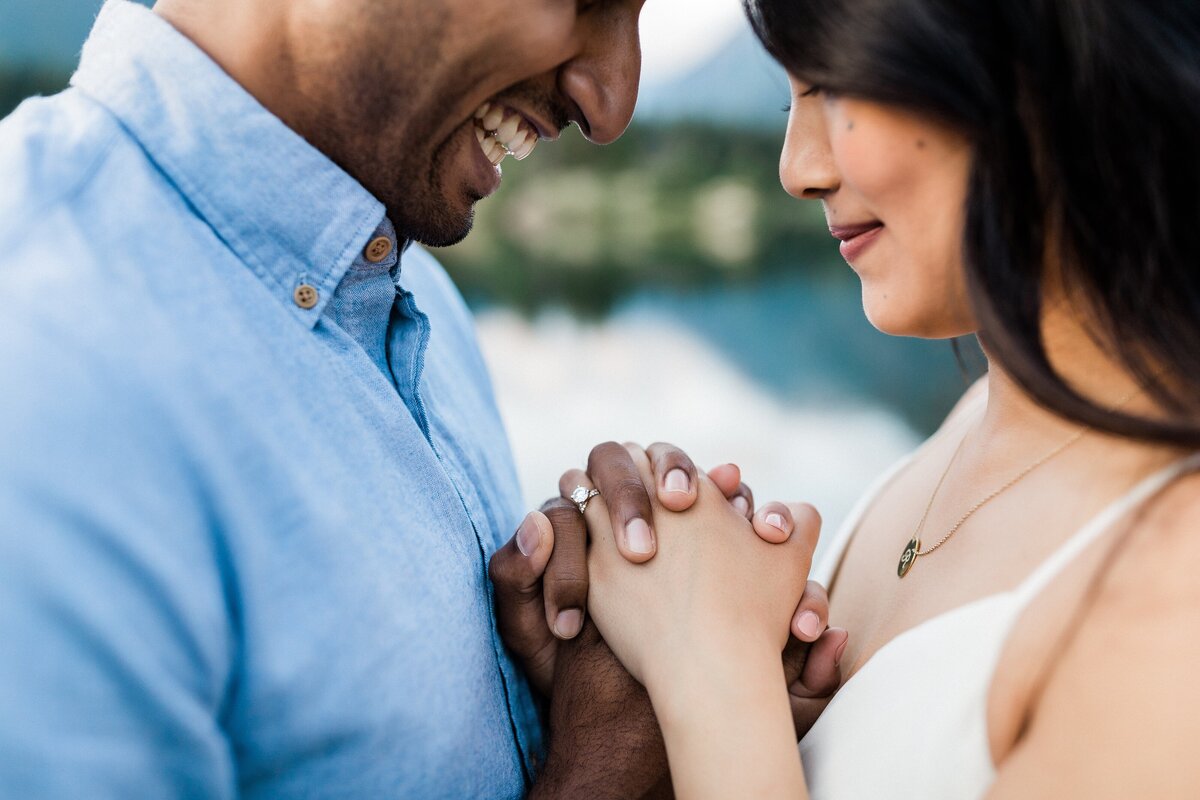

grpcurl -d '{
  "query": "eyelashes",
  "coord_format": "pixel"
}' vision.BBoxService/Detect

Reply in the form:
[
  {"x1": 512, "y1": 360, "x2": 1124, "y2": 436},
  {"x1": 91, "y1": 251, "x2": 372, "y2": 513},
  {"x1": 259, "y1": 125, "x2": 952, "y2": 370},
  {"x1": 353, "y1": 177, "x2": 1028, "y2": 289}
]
[{"x1": 782, "y1": 85, "x2": 823, "y2": 114}]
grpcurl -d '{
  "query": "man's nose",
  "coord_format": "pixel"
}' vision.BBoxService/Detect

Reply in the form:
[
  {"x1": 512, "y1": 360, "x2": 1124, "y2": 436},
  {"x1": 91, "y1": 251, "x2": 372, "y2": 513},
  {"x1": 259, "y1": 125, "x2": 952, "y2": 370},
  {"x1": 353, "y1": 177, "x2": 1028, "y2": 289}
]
[{"x1": 559, "y1": 14, "x2": 642, "y2": 145}]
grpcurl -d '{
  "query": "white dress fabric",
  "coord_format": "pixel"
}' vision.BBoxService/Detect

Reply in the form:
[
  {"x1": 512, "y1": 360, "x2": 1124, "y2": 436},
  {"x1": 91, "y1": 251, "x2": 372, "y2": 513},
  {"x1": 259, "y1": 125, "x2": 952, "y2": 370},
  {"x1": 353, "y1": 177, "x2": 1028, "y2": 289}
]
[{"x1": 799, "y1": 439, "x2": 1200, "y2": 799}]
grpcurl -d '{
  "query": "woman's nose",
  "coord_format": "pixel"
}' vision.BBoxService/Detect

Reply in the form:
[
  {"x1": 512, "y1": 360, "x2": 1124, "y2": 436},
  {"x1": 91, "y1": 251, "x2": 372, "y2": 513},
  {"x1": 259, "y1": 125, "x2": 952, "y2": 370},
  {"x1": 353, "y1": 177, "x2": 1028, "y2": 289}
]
[{"x1": 779, "y1": 105, "x2": 840, "y2": 200}]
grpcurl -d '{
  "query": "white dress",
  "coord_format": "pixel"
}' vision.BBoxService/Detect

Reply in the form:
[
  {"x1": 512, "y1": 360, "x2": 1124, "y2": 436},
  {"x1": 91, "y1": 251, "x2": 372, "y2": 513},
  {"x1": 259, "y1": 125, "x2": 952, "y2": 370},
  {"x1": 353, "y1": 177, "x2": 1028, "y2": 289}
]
[{"x1": 798, "y1": 440, "x2": 1200, "y2": 799}]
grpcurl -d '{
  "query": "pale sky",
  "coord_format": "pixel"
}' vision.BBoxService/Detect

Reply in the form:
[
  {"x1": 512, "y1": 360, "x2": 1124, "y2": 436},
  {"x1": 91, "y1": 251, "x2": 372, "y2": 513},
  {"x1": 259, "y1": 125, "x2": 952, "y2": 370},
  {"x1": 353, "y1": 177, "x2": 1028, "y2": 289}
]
[{"x1": 638, "y1": 0, "x2": 747, "y2": 84}]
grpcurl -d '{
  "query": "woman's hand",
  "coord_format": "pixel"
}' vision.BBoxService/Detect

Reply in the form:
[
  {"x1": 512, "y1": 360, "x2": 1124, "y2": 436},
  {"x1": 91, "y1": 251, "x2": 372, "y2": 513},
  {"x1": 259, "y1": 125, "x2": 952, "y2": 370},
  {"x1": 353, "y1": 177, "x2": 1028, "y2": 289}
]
[
  {"x1": 581, "y1": 448, "x2": 818, "y2": 798},
  {"x1": 583, "y1": 447, "x2": 820, "y2": 693}
]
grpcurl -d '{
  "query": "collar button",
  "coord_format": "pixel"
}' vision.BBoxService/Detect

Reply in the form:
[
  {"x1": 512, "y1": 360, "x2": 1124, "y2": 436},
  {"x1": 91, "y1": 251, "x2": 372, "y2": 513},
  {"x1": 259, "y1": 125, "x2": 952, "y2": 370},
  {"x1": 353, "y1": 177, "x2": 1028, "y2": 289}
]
[
  {"x1": 293, "y1": 284, "x2": 319, "y2": 309},
  {"x1": 365, "y1": 236, "x2": 393, "y2": 263}
]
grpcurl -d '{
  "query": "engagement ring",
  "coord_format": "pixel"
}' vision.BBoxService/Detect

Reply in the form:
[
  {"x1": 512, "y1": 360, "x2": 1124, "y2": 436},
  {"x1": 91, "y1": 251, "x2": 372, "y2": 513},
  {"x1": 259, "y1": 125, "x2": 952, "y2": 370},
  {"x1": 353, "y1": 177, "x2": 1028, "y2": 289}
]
[{"x1": 570, "y1": 485, "x2": 601, "y2": 514}]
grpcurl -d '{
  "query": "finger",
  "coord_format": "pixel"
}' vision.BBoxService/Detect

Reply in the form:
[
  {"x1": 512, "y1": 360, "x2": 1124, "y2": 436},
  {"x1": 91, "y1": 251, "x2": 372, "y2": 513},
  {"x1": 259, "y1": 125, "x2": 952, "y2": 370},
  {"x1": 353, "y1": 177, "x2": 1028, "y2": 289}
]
[
  {"x1": 488, "y1": 511, "x2": 557, "y2": 695},
  {"x1": 645, "y1": 442, "x2": 699, "y2": 512},
  {"x1": 706, "y1": 464, "x2": 755, "y2": 518},
  {"x1": 586, "y1": 441, "x2": 657, "y2": 563},
  {"x1": 734, "y1": 482, "x2": 755, "y2": 518},
  {"x1": 784, "y1": 502, "x2": 821, "y2": 554},
  {"x1": 784, "y1": 627, "x2": 847, "y2": 738},
  {"x1": 752, "y1": 501, "x2": 797, "y2": 545},
  {"x1": 541, "y1": 494, "x2": 590, "y2": 641},
  {"x1": 789, "y1": 580, "x2": 830, "y2": 643},
  {"x1": 707, "y1": 462, "x2": 741, "y2": 496},
  {"x1": 790, "y1": 627, "x2": 847, "y2": 699}
]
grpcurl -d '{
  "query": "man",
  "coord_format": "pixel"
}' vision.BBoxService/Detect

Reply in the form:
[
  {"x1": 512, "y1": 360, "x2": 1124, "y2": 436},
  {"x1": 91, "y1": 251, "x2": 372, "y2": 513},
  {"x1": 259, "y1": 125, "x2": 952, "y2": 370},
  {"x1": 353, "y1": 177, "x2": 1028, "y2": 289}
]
[{"x1": 0, "y1": 0, "x2": 842, "y2": 795}]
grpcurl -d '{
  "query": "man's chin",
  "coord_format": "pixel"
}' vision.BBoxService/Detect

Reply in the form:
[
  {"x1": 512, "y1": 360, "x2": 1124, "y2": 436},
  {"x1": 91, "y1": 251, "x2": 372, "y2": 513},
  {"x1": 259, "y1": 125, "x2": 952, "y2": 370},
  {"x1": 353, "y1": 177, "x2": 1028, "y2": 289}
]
[{"x1": 390, "y1": 200, "x2": 475, "y2": 249}]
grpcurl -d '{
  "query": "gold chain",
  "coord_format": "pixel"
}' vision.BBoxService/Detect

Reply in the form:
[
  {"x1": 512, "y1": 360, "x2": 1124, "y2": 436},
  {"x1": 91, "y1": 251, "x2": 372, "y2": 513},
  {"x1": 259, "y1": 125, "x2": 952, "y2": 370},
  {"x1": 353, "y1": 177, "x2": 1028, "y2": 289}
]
[
  {"x1": 896, "y1": 386, "x2": 1142, "y2": 579},
  {"x1": 914, "y1": 426, "x2": 1086, "y2": 557}
]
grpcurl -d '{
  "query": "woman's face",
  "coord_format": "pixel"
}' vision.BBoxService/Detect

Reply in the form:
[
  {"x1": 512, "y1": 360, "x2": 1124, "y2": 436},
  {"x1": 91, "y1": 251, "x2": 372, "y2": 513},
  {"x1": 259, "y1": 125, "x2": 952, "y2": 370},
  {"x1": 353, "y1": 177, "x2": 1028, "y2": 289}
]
[{"x1": 780, "y1": 76, "x2": 975, "y2": 338}]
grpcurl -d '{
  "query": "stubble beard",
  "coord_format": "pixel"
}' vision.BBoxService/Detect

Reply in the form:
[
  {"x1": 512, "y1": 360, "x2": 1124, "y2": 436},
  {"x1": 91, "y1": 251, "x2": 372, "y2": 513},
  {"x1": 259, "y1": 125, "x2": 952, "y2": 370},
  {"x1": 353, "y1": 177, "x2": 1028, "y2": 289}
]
[{"x1": 291, "y1": 2, "x2": 476, "y2": 247}]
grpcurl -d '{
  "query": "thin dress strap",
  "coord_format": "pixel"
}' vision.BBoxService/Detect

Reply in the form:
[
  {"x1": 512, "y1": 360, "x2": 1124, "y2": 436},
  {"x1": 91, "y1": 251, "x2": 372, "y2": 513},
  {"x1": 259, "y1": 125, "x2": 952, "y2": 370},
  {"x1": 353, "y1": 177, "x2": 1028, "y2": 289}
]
[{"x1": 1013, "y1": 451, "x2": 1200, "y2": 604}]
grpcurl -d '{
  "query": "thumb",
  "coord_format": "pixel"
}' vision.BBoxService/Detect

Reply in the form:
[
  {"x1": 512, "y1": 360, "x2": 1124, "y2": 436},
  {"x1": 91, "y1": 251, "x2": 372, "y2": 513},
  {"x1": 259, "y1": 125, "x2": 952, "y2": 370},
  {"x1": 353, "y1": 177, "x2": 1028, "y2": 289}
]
[
  {"x1": 488, "y1": 511, "x2": 557, "y2": 695},
  {"x1": 785, "y1": 627, "x2": 847, "y2": 699}
]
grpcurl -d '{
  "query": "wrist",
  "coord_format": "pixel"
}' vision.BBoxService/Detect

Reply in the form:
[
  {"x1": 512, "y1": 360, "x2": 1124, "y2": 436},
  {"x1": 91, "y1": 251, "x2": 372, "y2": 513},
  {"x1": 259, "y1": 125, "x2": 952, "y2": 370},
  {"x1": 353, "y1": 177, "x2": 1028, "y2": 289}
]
[
  {"x1": 645, "y1": 637, "x2": 783, "y2": 733},
  {"x1": 645, "y1": 652, "x2": 806, "y2": 799}
]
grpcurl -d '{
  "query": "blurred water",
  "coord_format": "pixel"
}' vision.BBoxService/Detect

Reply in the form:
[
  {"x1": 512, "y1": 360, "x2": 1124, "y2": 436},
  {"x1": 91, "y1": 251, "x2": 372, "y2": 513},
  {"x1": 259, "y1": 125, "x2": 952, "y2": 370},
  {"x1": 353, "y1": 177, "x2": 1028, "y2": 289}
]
[{"x1": 474, "y1": 270, "x2": 978, "y2": 549}]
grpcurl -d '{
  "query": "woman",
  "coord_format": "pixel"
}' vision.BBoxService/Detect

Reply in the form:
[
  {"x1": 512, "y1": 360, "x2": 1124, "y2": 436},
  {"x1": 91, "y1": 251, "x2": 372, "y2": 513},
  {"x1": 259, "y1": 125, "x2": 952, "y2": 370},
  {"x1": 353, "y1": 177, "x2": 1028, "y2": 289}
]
[{"x1": 576, "y1": 0, "x2": 1200, "y2": 796}]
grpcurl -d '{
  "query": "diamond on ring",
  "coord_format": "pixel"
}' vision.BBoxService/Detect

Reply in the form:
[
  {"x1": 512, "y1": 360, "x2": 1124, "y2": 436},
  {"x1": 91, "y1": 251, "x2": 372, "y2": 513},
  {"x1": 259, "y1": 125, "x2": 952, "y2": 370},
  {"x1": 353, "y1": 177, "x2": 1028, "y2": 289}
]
[{"x1": 571, "y1": 485, "x2": 601, "y2": 514}]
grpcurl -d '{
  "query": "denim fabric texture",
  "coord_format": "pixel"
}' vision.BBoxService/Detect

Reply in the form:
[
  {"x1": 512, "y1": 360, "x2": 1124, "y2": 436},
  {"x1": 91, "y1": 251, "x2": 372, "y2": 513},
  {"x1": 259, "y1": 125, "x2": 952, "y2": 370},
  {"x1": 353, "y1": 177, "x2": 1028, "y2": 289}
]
[{"x1": 0, "y1": 1, "x2": 541, "y2": 797}]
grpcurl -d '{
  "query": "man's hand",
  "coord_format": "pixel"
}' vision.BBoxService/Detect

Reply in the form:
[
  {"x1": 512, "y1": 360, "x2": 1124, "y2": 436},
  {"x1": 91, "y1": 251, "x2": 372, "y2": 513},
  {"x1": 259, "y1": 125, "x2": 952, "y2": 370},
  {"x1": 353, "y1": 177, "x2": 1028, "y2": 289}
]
[{"x1": 528, "y1": 621, "x2": 673, "y2": 800}]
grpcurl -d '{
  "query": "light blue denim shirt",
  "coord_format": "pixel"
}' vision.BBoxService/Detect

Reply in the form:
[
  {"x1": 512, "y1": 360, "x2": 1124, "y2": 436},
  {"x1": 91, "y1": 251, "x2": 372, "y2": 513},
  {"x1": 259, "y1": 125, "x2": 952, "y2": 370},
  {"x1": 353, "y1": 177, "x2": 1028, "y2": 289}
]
[{"x1": 0, "y1": 2, "x2": 541, "y2": 797}]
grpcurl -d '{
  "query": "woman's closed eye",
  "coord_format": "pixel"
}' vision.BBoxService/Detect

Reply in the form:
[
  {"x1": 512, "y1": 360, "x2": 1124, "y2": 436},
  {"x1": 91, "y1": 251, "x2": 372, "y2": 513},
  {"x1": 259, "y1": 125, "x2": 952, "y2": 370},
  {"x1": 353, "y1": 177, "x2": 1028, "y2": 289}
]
[{"x1": 783, "y1": 84, "x2": 823, "y2": 113}]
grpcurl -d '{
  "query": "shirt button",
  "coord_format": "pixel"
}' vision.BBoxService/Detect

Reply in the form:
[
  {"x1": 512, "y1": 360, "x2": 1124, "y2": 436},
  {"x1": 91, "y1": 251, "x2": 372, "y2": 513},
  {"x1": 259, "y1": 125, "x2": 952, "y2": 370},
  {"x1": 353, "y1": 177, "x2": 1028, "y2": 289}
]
[
  {"x1": 364, "y1": 236, "x2": 394, "y2": 263},
  {"x1": 293, "y1": 284, "x2": 319, "y2": 309}
]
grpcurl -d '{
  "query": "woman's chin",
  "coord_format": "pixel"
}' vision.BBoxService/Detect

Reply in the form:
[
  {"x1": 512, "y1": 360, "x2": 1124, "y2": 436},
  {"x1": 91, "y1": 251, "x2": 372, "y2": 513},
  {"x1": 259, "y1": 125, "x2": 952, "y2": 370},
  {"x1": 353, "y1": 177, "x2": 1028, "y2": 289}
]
[{"x1": 861, "y1": 289, "x2": 976, "y2": 340}]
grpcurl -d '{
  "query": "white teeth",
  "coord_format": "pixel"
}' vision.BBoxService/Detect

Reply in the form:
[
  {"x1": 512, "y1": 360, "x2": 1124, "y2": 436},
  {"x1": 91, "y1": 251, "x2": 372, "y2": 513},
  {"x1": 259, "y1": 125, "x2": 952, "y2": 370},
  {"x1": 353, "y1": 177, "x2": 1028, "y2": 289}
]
[
  {"x1": 485, "y1": 137, "x2": 506, "y2": 166},
  {"x1": 473, "y1": 101, "x2": 542, "y2": 167},
  {"x1": 512, "y1": 135, "x2": 537, "y2": 161},
  {"x1": 495, "y1": 115, "x2": 521, "y2": 145},
  {"x1": 482, "y1": 106, "x2": 505, "y2": 131},
  {"x1": 503, "y1": 130, "x2": 527, "y2": 155}
]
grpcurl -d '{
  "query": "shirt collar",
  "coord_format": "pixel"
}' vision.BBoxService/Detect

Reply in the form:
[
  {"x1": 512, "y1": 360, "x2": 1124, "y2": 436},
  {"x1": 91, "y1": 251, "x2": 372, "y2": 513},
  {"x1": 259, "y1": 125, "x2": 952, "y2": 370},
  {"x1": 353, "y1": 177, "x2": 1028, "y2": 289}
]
[{"x1": 70, "y1": 0, "x2": 387, "y2": 328}]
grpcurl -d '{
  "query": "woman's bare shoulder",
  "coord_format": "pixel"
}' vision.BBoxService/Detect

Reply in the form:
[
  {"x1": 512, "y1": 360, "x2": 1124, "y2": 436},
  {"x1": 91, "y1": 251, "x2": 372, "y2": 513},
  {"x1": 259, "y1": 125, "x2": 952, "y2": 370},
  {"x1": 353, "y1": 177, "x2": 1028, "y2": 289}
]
[{"x1": 988, "y1": 468, "x2": 1200, "y2": 798}]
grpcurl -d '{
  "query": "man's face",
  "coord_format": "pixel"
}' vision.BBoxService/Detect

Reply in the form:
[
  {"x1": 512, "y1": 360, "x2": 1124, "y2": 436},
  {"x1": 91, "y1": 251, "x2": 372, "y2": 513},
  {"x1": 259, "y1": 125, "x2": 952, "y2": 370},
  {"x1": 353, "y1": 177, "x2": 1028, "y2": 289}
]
[{"x1": 290, "y1": 0, "x2": 647, "y2": 247}]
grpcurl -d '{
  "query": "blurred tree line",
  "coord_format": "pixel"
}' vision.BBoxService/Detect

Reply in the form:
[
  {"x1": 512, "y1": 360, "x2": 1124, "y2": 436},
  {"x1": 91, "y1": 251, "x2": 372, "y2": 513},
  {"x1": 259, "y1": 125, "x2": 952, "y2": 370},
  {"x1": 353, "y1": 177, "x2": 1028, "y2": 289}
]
[{"x1": 436, "y1": 121, "x2": 839, "y2": 315}]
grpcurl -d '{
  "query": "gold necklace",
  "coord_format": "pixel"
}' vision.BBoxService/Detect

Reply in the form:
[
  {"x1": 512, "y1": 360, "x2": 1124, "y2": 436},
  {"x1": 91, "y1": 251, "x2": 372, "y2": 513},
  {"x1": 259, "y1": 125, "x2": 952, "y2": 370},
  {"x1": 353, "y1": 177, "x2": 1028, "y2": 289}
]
[
  {"x1": 897, "y1": 385, "x2": 1146, "y2": 579},
  {"x1": 896, "y1": 424, "x2": 1087, "y2": 579}
]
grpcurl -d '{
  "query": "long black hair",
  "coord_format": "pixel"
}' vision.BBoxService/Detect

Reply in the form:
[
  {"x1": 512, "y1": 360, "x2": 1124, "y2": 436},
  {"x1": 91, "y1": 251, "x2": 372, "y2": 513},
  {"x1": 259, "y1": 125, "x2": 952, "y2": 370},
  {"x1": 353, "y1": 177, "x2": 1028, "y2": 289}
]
[{"x1": 745, "y1": 0, "x2": 1200, "y2": 446}]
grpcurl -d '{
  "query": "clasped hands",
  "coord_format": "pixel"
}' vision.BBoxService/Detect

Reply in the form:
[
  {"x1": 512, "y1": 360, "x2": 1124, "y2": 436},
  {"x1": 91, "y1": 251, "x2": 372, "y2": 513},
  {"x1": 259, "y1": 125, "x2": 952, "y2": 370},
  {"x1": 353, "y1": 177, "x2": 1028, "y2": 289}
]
[{"x1": 489, "y1": 442, "x2": 848, "y2": 798}]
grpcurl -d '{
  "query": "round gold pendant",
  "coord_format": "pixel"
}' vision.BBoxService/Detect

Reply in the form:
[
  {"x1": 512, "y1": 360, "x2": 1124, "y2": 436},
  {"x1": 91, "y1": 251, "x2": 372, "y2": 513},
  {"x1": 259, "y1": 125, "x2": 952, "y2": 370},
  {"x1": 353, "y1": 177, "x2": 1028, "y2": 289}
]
[{"x1": 898, "y1": 537, "x2": 920, "y2": 578}]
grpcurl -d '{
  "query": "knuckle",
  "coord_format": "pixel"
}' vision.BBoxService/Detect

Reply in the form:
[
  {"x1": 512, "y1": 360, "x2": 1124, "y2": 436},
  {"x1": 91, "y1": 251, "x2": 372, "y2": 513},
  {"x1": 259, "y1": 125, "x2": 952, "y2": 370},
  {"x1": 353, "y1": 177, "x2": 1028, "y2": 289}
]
[
  {"x1": 541, "y1": 497, "x2": 578, "y2": 519},
  {"x1": 610, "y1": 476, "x2": 652, "y2": 508},
  {"x1": 486, "y1": 553, "x2": 505, "y2": 583},
  {"x1": 546, "y1": 574, "x2": 589, "y2": 601},
  {"x1": 588, "y1": 441, "x2": 627, "y2": 466},
  {"x1": 652, "y1": 441, "x2": 694, "y2": 469}
]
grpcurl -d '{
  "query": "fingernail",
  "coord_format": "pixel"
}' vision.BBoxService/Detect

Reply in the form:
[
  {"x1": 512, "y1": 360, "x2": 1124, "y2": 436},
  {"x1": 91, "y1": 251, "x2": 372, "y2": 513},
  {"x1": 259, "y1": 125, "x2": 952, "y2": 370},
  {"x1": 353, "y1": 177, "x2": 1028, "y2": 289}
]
[
  {"x1": 796, "y1": 610, "x2": 821, "y2": 639},
  {"x1": 765, "y1": 512, "x2": 787, "y2": 532},
  {"x1": 625, "y1": 518, "x2": 655, "y2": 554},
  {"x1": 554, "y1": 608, "x2": 583, "y2": 639},
  {"x1": 516, "y1": 514, "x2": 540, "y2": 557},
  {"x1": 732, "y1": 496, "x2": 750, "y2": 516},
  {"x1": 834, "y1": 636, "x2": 849, "y2": 666},
  {"x1": 664, "y1": 468, "x2": 691, "y2": 494}
]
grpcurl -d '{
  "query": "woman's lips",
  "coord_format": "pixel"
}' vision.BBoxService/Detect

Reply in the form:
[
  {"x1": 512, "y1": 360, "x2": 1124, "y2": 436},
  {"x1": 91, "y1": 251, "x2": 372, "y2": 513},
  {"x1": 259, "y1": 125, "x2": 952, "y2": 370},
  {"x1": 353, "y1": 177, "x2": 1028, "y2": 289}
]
[{"x1": 830, "y1": 222, "x2": 885, "y2": 263}]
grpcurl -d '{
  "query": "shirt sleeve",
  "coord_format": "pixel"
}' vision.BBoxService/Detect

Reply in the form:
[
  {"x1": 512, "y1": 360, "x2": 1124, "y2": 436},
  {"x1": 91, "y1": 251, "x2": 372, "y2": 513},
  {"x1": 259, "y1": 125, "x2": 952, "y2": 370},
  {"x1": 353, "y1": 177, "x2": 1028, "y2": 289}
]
[{"x1": 0, "y1": 314, "x2": 237, "y2": 798}]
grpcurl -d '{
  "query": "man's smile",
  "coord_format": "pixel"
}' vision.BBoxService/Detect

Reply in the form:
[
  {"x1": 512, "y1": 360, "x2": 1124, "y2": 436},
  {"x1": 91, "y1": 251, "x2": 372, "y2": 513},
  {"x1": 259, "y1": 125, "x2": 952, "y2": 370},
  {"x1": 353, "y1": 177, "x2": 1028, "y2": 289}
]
[{"x1": 472, "y1": 101, "x2": 544, "y2": 166}]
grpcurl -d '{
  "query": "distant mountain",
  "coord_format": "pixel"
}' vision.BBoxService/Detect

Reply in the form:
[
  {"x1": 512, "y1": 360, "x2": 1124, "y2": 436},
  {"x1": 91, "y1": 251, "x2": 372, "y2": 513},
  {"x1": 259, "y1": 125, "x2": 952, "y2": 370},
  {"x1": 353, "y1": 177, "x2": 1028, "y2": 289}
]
[
  {"x1": 0, "y1": 0, "x2": 149, "y2": 69},
  {"x1": 635, "y1": 23, "x2": 790, "y2": 130}
]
